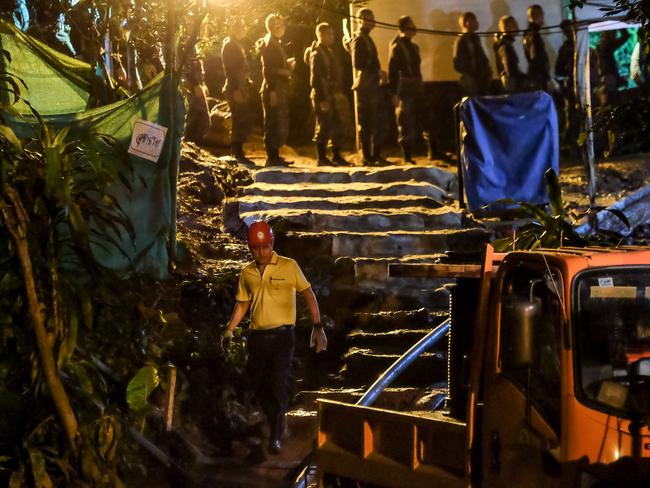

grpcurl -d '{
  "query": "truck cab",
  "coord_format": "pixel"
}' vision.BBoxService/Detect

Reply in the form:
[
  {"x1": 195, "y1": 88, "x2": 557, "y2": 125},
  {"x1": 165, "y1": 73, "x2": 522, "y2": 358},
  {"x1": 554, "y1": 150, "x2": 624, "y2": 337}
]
[{"x1": 315, "y1": 245, "x2": 650, "y2": 487}]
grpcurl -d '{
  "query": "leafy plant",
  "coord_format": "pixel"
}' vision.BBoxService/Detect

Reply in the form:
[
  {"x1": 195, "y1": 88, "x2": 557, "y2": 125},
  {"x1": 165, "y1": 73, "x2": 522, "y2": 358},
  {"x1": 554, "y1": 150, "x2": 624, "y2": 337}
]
[
  {"x1": 126, "y1": 366, "x2": 160, "y2": 412},
  {"x1": 0, "y1": 58, "x2": 139, "y2": 483},
  {"x1": 492, "y1": 169, "x2": 630, "y2": 251}
]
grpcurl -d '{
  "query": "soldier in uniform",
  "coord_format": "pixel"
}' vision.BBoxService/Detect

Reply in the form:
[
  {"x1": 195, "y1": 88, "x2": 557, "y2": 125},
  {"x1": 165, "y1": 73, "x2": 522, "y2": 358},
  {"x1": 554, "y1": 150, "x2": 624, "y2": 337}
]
[
  {"x1": 259, "y1": 14, "x2": 295, "y2": 166},
  {"x1": 222, "y1": 18, "x2": 253, "y2": 163},
  {"x1": 523, "y1": 5, "x2": 551, "y2": 91},
  {"x1": 349, "y1": 8, "x2": 389, "y2": 165},
  {"x1": 453, "y1": 12, "x2": 492, "y2": 97},
  {"x1": 307, "y1": 23, "x2": 350, "y2": 166},
  {"x1": 555, "y1": 20, "x2": 577, "y2": 151},
  {"x1": 596, "y1": 29, "x2": 630, "y2": 106},
  {"x1": 388, "y1": 16, "x2": 425, "y2": 163},
  {"x1": 495, "y1": 16, "x2": 527, "y2": 93}
]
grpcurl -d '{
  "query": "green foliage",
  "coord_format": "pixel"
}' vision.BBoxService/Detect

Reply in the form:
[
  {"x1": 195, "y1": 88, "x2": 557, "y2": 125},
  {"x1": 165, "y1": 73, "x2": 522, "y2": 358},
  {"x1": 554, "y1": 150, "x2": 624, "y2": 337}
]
[
  {"x1": 0, "y1": 65, "x2": 140, "y2": 484},
  {"x1": 126, "y1": 366, "x2": 160, "y2": 412},
  {"x1": 492, "y1": 169, "x2": 630, "y2": 251}
]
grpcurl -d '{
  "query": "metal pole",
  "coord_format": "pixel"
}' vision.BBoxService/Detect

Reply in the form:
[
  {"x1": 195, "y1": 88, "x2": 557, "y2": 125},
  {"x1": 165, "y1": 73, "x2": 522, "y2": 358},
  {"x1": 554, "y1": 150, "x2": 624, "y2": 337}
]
[
  {"x1": 166, "y1": 0, "x2": 178, "y2": 262},
  {"x1": 348, "y1": 3, "x2": 360, "y2": 154},
  {"x1": 357, "y1": 318, "x2": 450, "y2": 407},
  {"x1": 572, "y1": 8, "x2": 597, "y2": 209}
]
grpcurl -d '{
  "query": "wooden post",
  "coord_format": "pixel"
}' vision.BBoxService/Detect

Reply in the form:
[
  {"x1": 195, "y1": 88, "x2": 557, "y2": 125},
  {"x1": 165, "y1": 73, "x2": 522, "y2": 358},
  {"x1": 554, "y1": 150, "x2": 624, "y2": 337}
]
[{"x1": 165, "y1": 364, "x2": 177, "y2": 432}]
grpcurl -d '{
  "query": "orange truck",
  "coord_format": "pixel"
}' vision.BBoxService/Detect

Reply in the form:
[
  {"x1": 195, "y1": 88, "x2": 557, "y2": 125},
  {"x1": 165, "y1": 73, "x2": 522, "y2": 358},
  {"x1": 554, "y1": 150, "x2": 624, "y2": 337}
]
[{"x1": 315, "y1": 245, "x2": 650, "y2": 487}]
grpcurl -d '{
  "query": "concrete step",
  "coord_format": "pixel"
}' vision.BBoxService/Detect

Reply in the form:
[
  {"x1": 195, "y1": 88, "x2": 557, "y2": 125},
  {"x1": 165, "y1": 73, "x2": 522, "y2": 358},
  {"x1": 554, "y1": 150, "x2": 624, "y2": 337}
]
[
  {"x1": 275, "y1": 228, "x2": 491, "y2": 260},
  {"x1": 329, "y1": 284, "x2": 451, "y2": 312},
  {"x1": 334, "y1": 254, "x2": 450, "y2": 283},
  {"x1": 239, "y1": 206, "x2": 465, "y2": 232},
  {"x1": 242, "y1": 181, "x2": 452, "y2": 201},
  {"x1": 236, "y1": 194, "x2": 446, "y2": 213},
  {"x1": 293, "y1": 386, "x2": 443, "y2": 411},
  {"x1": 346, "y1": 328, "x2": 434, "y2": 349},
  {"x1": 341, "y1": 348, "x2": 447, "y2": 387},
  {"x1": 253, "y1": 165, "x2": 457, "y2": 193},
  {"x1": 351, "y1": 308, "x2": 447, "y2": 330}
]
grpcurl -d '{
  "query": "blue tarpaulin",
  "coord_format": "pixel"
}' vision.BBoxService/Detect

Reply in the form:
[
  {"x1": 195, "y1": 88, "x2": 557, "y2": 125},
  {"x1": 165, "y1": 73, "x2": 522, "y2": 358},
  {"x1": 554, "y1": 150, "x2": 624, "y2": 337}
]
[{"x1": 458, "y1": 91, "x2": 559, "y2": 213}]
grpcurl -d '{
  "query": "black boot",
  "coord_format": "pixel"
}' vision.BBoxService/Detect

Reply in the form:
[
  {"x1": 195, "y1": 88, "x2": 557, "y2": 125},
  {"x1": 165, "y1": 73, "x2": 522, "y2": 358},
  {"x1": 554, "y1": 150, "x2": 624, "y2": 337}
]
[
  {"x1": 401, "y1": 142, "x2": 413, "y2": 163},
  {"x1": 361, "y1": 138, "x2": 374, "y2": 165},
  {"x1": 266, "y1": 147, "x2": 288, "y2": 167},
  {"x1": 427, "y1": 137, "x2": 440, "y2": 161},
  {"x1": 332, "y1": 147, "x2": 350, "y2": 166},
  {"x1": 373, "y1": 144, "x2": 391, "y2": 166},
  {"x1": 268, "y1": 413, "x2": 284, "y2": 453},
  {"x1": 316, "y1": 142, "x2": 331, "y2": 166},
  {"x1": 232, "y1": 142, "x2": 250, "y2": 163}
]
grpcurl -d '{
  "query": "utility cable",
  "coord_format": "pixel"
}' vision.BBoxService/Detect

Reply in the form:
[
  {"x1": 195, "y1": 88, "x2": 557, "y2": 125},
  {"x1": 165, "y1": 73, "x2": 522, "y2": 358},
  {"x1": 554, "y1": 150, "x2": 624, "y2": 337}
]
[{"x1": 312, "y1": 0, "x2": 632, "y2": 38}]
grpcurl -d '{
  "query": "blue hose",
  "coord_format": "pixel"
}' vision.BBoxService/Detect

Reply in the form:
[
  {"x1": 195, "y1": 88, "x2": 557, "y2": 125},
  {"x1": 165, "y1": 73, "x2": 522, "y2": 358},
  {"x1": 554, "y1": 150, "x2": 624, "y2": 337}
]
[{"x1": 356, "y1": 318, "x2": 451, "y2": 407}]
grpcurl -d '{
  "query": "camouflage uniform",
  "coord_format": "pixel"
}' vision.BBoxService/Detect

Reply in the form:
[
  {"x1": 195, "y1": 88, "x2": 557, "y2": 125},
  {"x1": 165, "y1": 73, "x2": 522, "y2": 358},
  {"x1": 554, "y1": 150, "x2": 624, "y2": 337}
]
[
  {"x1": 260, "y1": 34, "x2": 291, "y2": 160},
  {"x1": 523, "y1": 23, "x2": 551, "y2": 91},
  {"x1": 388, "y1": 35, "x2": 425, "y2": 161},
  {"x1": 453, "y1": 33, "x2": 492, "y2": 96},
  {"x1": 495, "y1": 34, "x2": 527, "y2": 93},
  {"x1": 185, "y1": 49, "x2": 210, "y2": 144},
  {"x1": 555, "y1": 34, "x2": 577, "y2": 150},
  {"x1": 350, "y1": 28, "x2": 387, "y2": 161},
  {"x1": 307, "y1": 41, "x2": 346, "y2": 163},
  {"x1": 596, "y1": 30, "x2": 629, "y2": 106},
  {"x1": 222, "y1": 36, "x2": 252, "y2": 149}
]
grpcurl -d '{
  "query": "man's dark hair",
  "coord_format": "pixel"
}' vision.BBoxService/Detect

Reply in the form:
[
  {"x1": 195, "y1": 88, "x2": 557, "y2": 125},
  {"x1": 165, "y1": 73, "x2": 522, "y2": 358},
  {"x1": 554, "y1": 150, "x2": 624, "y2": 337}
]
[
  {"x1": 398, "y1": 16, "x2": 414, "y2": 32},
  {"x1": 358, "y1": 8, "x2": 374, "y2": 20}
]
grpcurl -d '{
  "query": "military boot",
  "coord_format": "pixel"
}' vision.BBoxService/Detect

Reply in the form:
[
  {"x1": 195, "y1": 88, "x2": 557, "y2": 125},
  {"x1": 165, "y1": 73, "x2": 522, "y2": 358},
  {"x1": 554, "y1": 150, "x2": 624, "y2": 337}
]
[
  {"x1": 401, "y1": 142, "x2": 414, "y2": 163},
  {"x1": 332, "y1": 147, "x2": 351, "y2": 166},
  {"x1": 372, "y1": 144, "x2": 391, "y2": 166},
  {"x1": 316, "y1": 142, "x2": 331, "y2": 166},
  {"x1": 232, "y1": 142, "x2": 252, "y2": 164},
  {"x1": 360, "y1": 138, "x2": 374, "y2": 165},
  {"x1": 266, "y1": 147, "x2": 289, "y2": 167}
]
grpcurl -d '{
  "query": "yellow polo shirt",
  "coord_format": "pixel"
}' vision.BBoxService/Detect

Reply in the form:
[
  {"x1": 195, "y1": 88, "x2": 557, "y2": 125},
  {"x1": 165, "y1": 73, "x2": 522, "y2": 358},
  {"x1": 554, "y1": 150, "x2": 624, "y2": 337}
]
[{"x1": 236, "y1": 252, "x2": 311, "y2": 330}]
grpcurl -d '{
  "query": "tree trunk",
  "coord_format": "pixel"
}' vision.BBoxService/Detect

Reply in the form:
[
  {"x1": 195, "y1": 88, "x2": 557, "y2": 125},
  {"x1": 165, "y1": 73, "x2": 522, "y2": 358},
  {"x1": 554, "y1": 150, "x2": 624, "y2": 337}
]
[{"x1": 0, "y1": 187, "x2": 79, "y2": 452}]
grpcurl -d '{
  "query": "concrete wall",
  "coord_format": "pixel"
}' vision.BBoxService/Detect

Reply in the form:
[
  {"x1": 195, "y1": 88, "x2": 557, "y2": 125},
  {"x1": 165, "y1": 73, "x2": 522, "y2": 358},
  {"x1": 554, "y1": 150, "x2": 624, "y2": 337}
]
[{"x1": 360, "y1": 0, "x2": 566, "y2": 81}]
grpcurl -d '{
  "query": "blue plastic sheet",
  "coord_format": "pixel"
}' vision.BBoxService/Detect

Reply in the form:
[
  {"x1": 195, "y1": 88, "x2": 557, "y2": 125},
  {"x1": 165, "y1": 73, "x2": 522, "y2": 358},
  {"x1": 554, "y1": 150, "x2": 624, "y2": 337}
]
[{"x1": 458, "y1": 91, "x2": 559, "y2": 213}]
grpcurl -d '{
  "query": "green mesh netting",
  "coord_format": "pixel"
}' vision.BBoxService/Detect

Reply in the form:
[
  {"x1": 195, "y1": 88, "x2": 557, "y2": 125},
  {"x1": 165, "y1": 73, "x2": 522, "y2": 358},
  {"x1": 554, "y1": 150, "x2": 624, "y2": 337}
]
[
  {"x1": 0, "y1": 20, "x2": 97, "y2": 114},
  {"x1": 0, "y1": 21, "x2": 184, "y2": 278}
]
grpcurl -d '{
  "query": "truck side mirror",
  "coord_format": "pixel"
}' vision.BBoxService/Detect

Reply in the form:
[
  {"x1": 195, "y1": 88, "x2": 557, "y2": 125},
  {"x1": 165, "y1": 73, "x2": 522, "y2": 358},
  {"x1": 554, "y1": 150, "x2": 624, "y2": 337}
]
[{"x1": 502, "y1": 296, "x2": 541, "y2": 369}]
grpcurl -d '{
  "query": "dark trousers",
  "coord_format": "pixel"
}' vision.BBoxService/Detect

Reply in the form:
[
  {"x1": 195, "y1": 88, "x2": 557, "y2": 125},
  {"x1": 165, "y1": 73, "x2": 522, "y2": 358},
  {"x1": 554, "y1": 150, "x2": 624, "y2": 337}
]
[
  {"x1": 262, "y1": 86, "x2": 290, "y2": 150},
  {"x1": 396, "y1": 93, "x2": 421, "y2": 145},
  {"x1": 225, "y1": 91, "x2": 252, "y2": 145},
  {"x1": 247, "y1": 325, "x2": 295, "y2": 433},
  {"x1": 312, "y1": 94, "x2": 343, "y2": 146},
  {"x1": 356, "y1": 82, "x2": 387, "y2": 148}
]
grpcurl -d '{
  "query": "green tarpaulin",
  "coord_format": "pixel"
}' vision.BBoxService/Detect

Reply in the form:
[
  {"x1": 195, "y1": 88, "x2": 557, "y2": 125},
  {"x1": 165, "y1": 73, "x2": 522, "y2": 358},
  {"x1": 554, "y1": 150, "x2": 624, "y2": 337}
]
[{"x1": 0, "y1": 20, "x2": 184, "y2": 278}]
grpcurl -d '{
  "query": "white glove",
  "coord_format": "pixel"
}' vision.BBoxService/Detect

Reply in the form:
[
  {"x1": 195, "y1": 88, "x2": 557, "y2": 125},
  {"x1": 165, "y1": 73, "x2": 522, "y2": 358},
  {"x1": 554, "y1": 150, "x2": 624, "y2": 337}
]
[
  {"x1": 220, "y1": 329, "x2": 234, "y2": 352},
  {"x1": 310, "y1": 326, "x2": 327, "y2": 353}
]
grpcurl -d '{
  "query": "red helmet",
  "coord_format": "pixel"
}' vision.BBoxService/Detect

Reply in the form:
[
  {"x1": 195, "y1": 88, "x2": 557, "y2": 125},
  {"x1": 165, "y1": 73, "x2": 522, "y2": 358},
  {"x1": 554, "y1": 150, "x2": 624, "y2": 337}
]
[{"x1": 247, "y1": 221, "x2": 274, "y2": 246}]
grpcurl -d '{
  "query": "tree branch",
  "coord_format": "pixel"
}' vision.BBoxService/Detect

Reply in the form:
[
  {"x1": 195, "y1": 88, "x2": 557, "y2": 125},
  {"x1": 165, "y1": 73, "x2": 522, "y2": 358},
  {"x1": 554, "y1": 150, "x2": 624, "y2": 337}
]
[{"x1": 0, "y1": 185, "x2": 79, "y2": 452}]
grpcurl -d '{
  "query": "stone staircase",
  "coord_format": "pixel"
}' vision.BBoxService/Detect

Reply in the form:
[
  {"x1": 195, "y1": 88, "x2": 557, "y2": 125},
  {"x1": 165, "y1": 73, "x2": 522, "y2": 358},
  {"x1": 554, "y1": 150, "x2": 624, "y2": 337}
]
[
  {"x1": 224, "y1": 162, "x2": 492, "y2": 482},
  {"x1": 226, "y1": 163, "x2": 489, "y2": 389}
]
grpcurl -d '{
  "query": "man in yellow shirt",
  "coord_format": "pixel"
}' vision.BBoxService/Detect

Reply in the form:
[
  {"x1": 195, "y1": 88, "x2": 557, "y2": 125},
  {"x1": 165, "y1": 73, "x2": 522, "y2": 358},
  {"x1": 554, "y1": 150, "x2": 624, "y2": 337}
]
[{"x1": 222, "y1": 221, "x2": 326, "y2": 453}]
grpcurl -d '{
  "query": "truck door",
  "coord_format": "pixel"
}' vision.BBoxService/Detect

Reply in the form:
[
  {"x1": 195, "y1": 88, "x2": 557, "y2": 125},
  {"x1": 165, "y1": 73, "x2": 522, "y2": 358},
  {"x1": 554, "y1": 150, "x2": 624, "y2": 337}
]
[{"x1": 480, "y1": 264, "x2": 563, "y2": 487}]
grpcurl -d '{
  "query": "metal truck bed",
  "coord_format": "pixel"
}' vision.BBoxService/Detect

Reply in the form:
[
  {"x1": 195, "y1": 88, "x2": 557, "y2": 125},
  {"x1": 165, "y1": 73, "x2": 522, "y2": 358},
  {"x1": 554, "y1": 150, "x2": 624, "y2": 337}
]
[{"x1": 316, "y1": 399, "x2": 467, "y2": 488}]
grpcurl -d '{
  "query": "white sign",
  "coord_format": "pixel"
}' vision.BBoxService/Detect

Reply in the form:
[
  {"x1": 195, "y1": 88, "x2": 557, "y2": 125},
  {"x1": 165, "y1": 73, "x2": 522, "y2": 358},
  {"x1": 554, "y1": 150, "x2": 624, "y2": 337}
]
[
  {"x1": 598, "y1": 277, "x2": 614, "y2": 288},
  {"x1": 128, "y1": 119, "x2": 168, "y2": 163}
]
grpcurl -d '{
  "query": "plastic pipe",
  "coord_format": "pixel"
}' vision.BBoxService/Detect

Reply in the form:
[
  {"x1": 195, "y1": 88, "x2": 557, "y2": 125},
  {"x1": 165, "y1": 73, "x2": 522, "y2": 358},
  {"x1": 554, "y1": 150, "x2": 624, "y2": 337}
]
[{"x1": 356, "y1": 318, "x2": 451, "y2": 407}]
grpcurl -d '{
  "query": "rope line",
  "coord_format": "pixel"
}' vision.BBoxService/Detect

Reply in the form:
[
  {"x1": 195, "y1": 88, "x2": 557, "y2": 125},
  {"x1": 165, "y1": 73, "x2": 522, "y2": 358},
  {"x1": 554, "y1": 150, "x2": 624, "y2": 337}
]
[{"x1": 315, "y1": 1, "x2": 632, "y2": 38}]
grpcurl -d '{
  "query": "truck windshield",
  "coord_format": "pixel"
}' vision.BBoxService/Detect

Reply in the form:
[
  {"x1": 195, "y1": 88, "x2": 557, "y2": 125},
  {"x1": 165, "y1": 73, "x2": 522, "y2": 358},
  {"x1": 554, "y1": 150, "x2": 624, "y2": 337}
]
[{"x1": 574, "y1": 267, "x2": 650, "y2": 417}]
